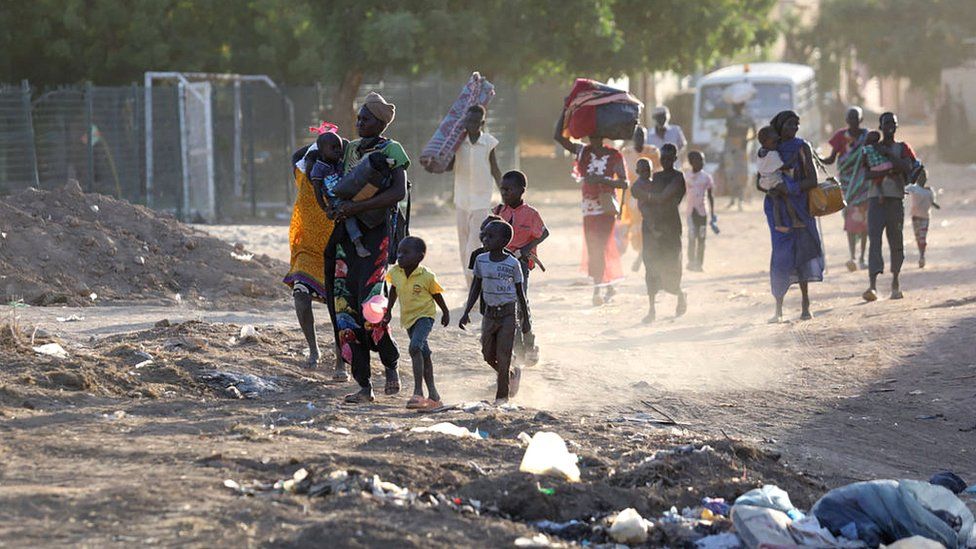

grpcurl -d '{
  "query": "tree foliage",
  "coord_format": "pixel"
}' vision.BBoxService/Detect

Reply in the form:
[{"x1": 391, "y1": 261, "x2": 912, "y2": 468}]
[
  {"x1": 1, "y1": 0, "x2": 778, "y2": 124},
  {"x1": 814, "y1": 0, "x2": 976, "y2": 88}
]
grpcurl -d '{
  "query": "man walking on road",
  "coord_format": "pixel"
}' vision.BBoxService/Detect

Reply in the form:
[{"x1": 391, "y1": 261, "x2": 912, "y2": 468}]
[{"x1": 450, "y1": 105, "x2": 502, "y2": 286}]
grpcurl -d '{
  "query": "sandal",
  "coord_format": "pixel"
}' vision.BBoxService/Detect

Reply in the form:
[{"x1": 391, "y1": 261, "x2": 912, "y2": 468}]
[
  {"x1": 384, "y1": 368, "x2": 400, "y2": 395},
  {"x1": 418, "y1": 398, "x2": 443, "y2": 411},
  {"x1": 406, "y1": 395, "x2": 429, "y2": 409}
]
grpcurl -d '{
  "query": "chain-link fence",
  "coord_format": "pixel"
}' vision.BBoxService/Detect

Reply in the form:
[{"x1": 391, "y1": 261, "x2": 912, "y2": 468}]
[{"x1": 1, "y1": 75, "x2": 519, "y2": 222}]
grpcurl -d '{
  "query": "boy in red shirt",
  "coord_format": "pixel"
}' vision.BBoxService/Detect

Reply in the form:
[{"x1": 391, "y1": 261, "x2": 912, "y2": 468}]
[{"x1": 493, "y1": 170, "x2": 549, "y2": 365}]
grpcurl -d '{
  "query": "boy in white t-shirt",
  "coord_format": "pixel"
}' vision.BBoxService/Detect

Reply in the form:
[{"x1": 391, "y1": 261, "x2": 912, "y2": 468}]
[
  {"x1": 683, "y1": 150, "x2": 715, "y2": 272},
  {"x1": 449, "y1": 105, "x2": 502, "y2": 286},
  {"x1": 906, "y1": 178, "x2": 939, "y2": 268}
]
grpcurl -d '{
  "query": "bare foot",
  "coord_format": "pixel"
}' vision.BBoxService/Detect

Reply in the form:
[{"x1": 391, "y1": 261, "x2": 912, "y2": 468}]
[
  {"x1": 604, "y1": 285, "x2": 616, "y2": 303},
  {"x1": 862, "y1": 288, "x2": 878, "y2": 302},
  {"x1": 767, "y1": 314, "x2": 783, "y2": 324},
  {"x1": 800, "y1": 310, "x2": 813, "y2": 321},
  {"x1": 354, "y1": 240, "x2": 371, "y2": 258},
  {"x1": 305, "y1": 347, "x2": 320, "y2": 369},
  {"x1": 332, "y1": 361, "x2": 350, "y2": 382},
  {"x1": 846, "y1": 259, "x2": 857, "y2": 272},
  {"x1": 592, "y1": 292, "x2": 603, "y2": 306},
  {"x1": 675, "y1": 292, "x2": 687, "y2": 317},
  {"x1": 642, "y1": 307, "x2": 656, "y2": 324},
  {"x1": 919, "y1": 257, "x2": 926, "y2": 269},
  {"x1": 890, "y1": 289, "x2": 904, "y2": 300}
]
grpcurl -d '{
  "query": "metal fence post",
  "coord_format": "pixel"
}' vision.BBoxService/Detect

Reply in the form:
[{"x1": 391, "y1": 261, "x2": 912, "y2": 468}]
[
  {"x1": 245, "y1": 83, "x2": 256, "y2": 217},
  {"x1": 144, "y1": 73, "x2": 154, "y2": 208},
  {"x1": 84, "y1": 82, "x2": 95, "y2": 192},
  {"x1": 177, "y1": 81, "x2": 189, "y2": 221},
  {"x1": 21, "y1": 80, "x2": 40, "y2": 188}
]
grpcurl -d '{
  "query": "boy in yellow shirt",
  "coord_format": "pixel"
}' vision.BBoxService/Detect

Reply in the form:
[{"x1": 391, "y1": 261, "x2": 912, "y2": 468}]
[{"x1": 384, "y1": 236, "x2": 450, "y2": 409}]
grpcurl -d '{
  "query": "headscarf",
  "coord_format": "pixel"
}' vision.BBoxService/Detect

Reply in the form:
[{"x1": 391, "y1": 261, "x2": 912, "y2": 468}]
[
  {"x1": 363, "y1": 91, "x2": 396, "y2": 125},
  {"x1": 770, "y1": 110, "x2": 799, "y2": 136}
]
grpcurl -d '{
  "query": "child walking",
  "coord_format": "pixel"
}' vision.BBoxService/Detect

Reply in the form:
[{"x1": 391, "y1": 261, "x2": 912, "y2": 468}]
[
  {"x1": 492, "y1": 170, "x2": 549, "y2": 366},
  {"x1": 683, "y1": 150, "x2": 715, "y2": 272},
  {"x1": 459, "y1": 220, "x2": 531, "y2": 404},
  {"x1": 384, "y1": 236, "x2": 450, "y2": 409},
  {"x1": 756, "y1": 126, "x2": 804, "y2": 233},
  {"x1": 906, "y1": 178, "x2": 939, "y2": 268}
]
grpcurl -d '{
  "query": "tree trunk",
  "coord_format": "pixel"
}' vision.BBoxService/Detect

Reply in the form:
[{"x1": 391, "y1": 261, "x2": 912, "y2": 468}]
[{"x1": 329, "y1": 69, "x2": 363, "y2": 136}]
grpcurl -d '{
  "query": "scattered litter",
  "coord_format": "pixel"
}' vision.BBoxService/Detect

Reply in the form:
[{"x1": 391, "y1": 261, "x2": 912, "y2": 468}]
[
  {"x1": 514, "y1": 533, "x2": 552, "y2": 547},
  {"x1": 735, "y1": 484, "x2": 804, "y2": 520},
  {"x1": 702, "y1": 497, "x2": 731, "y2": 516},
  {"x1": 226, "y1": 386, "x2": 243, "y2": 399},
  {"x1": 651, "y1": 443, "x2": 714, "y2": 461},
  {"x1": 461, "y1": 401, "x2": 490, "y2": 412},
  {"x1": 834, "y1": 354, "x2": 855, "y2": 361},
  {"x1": 201, "y1": 371, "x2": 281, "y2": 398},
  {"x1": 533, "y1": 519, "x2": 586, "y2": 537},
  {"x1": 134, "y1": 256, "x2": 145, "y2": 265},
  {"x1": 89, "y1": 292, "x2": 98, "y2": 301},
  {"x1": 223, "y1": 467, "x2": 484, "y2": 516},
  {"x1": 154, "y1": 318, "x2": 171, "y2": 328},
  {"x1": 89, "y1": 204, "x2": 99, "y2": 212},
  {"x1": 519, "y1": 432, "x2": 580, "y2": 482},
  {"x1": 467, "y1": 461, "x2": 489, "y2": 476},
  {"x1": 231, "y1": 251, "x2": 254, "y2": 262},
  {"x1": 239, "y1": 324, "x2": 258, "y2": 342},
  {"x1": 100, "y1": 410, "x2": 127, "y2": 420},
  {"x1": 327, "y1": 427, "x2": 351, "y2": 436},
  {"x1": 695, "y1": 532, "x2": 742, "y2": 548},
  {"x1": 56, "y1": 314, "x2": 84, "y2": 322},
  {"x1": 517, "y1": 431, "x2": 533, "y2": 445},
  {"x1": 732, "y1": 504, "x2": 795, "y2": 548},
  {"x1": 609, "y1": 508, "x2": 651, "y2": 544},
  {"x1": 884, "y1": 536, "x2": 946, "y2": 549},
  {"x1": 133, "y1": 359, "x2": 153, "y2": 369},
  {"x1": 537, "y1": 484, "x2": 555, "y2": 496},
  {"x1": 33, "y1": 342, "x2": 69, "y2": 359},
  {"x1": 929, "y1": 471, "x2": 967, "y2": 495},
  {"x1": 410, "y1": 422, "x2": 484, "y2": 440},
  {"x1": 915, "y1": 413, "x2": 945, "y2": 420},
  {"x1": 908, "y1": 390, "x2": 925, "y2": 396},
  {"x1": 813, "y1": 479, "x2": 974, "y2": 548}
]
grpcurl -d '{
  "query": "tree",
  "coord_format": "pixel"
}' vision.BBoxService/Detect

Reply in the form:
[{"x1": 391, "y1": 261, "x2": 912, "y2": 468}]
[
  {"x1": 1, "y1": 0, "x2": 779, "y2": 128},
  {"x1": 813, "y1": 0, "x2": 976, "y2": 90}
]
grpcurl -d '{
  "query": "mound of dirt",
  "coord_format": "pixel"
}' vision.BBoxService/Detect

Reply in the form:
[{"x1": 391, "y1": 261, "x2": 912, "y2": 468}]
[
  {"x1": 0, "y1": 181, "x2": 287, "y2": 307},
  {"x1": 0, "y1": 319, "x2": 313, "y2": 404}
]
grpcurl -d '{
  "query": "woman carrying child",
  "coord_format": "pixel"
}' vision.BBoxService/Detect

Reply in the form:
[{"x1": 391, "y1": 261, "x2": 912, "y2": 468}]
[
  {"x1": 325, "y1": 92, "x2": 409, "y2": 403},
  {"x1": 822, "y1": 107, "x2": 870, "y2": 271},
  {"x1": 554, "y1": 116, "x2": 628, "y2": 305},
  {"x1": 283, "y1": 125, "x2": 340, "y2": 370},
  {"x1": 761, "y1": 110, "x2": 824, "y2": 323},
  {"x1": 631, "y1": 147, "x2": 686, "y2": 324}
]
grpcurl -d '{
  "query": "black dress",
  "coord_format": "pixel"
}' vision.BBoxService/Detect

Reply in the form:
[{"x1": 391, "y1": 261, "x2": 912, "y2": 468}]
[{"x1": 636, "y1": 170, "x2": 686, "y2": 294}]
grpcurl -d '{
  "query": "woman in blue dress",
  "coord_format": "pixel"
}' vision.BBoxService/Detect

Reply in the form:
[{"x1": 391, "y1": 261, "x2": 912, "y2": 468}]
[{"x1": 762, "y1": 110, "x2": 824, "y2": 322}]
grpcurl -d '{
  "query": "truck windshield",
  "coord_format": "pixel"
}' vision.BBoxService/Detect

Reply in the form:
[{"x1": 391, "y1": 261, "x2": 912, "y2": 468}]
[{"x1": 699, "y1": 82, "x2": 793, "y2": 120}]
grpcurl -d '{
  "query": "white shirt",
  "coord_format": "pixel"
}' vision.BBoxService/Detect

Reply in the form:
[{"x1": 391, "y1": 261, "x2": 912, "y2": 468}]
[
  {"x1": 645, "y1": 125, "x2": 687, "y2": 166},
  {"x1": 453, "y1": 132, "x2": 499, "y2": 211},
  {"x1": 684, "y1": 170, "x2": 714, "y2": 216},
  {"x1": 756, "y1": 149, "x2": 784, "y2": 191},
  {"x1": 906, "y1": 184, "x2": 936, "y2": 218}
]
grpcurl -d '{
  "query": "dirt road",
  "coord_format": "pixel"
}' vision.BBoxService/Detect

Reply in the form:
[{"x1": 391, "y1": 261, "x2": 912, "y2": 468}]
[{"x1": 2, "y1": 157, "x2": 974, "y2": 546}]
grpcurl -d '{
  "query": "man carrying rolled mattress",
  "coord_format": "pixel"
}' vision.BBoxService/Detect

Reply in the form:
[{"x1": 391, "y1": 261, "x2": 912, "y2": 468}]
[{"x1": 448, "y1": 104, "x2": 502, "y2": 287}]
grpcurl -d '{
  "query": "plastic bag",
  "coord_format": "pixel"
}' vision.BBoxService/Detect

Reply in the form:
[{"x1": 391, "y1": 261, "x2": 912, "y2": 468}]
[{"x1": 518, "y1": 432, "x2": 580, "y2": 482}]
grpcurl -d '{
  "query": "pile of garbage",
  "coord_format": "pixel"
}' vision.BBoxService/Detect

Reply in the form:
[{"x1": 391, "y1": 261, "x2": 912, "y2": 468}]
[
  {"x1": 224, "y1": 467, "x2": 489, "y2": 516},
  {"x1": 0, "y1": 181, "x2": 285, "y2": 307},
  {"x1": 223, "y1": 422, "x2": 976, "y2": 549}
]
